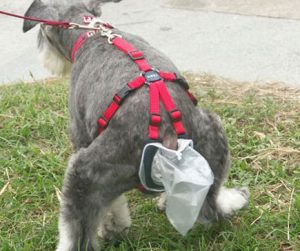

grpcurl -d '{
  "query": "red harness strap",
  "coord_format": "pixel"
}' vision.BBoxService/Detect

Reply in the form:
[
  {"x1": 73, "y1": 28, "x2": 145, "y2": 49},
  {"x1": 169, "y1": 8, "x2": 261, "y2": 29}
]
[
  {"x1": 71, "y1": 31, "x2": 96, "y2": 62},
  {"x1": 97, "y1": 36, "x2": 189, "y2": 140},
  {"x1": 112, "y1": 37, "x2": 152, "y2": 72},
  {"x1": 97, "y1": 75, "x2": 145, "y2": 134}
]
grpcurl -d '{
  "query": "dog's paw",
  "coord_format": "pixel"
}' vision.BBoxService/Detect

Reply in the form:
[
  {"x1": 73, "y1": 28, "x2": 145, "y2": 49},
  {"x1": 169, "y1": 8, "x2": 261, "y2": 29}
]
[
  {"x1": 98, "y1": 211, "x2": 130, "y2": 240},
  {"x1": 236, "y1": 187, "x2": 250, "y2": 202},
  {"x1": 153, "y1": 192, "x2": 167, "y2": 211}
]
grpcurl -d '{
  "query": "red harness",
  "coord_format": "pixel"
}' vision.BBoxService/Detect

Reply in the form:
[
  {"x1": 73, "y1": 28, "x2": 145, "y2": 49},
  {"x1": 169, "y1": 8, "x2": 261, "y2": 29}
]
[
  {"x1": 98, "y1": 36, "x2": 196, "y2": 140},
  {"x1": 71, "y1": 17, "x2": 197, "y2": 141},
  {"x1": 0, "y1": 10, "x2": 198, "y2": 192}
]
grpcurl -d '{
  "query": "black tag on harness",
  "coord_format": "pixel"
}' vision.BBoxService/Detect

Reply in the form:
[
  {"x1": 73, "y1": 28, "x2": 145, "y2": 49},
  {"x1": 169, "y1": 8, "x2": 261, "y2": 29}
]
[{"x1": 143, "y1": 70, "x2": 161, "y2": 83}]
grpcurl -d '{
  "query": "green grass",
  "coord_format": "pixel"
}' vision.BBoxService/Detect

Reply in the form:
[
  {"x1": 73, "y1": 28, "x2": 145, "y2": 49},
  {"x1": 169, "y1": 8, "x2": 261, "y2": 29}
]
[{"x1": 0, "y1": 76, "x2": 299, "y2": 251}]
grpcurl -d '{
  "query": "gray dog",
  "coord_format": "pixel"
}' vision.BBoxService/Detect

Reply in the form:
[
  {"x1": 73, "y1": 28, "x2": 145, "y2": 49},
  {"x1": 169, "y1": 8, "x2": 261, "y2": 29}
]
[{"x1": 23, "y1": 0, "x2": 249, "y2": 250}]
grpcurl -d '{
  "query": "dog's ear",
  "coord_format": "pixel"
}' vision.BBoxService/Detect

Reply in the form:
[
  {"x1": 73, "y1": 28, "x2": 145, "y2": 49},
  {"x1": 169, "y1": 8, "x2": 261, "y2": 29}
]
[
  {"x1": 23, "y1": 0, "x2": 59, "y2": 32},
  {"x1": 86, "y1": 0, "x2": 103, "y2": 17}
]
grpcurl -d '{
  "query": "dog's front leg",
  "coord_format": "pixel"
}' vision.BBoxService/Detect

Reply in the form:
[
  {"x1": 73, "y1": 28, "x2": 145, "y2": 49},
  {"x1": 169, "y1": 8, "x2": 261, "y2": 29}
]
[{"x1": 56, "y1": 141, "x2": 138, "y2": 251}]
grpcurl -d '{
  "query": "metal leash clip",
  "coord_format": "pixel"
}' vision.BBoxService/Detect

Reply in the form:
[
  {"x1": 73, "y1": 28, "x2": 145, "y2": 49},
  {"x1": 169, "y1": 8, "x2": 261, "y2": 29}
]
[
  {"x1": 68, "y1": 22, "x2": 101, "y2": 31},
  {"x1": 99, "y1": 25, "x2": 122, "y2": 44},
  {"x1": 67, "y1": 21, "x2": 121, "y2": 44}
]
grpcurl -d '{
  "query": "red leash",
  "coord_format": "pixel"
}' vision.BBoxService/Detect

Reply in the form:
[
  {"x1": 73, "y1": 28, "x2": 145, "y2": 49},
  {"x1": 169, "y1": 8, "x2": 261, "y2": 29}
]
[{"x1": 0, "y1": 10, "x2": 71, "y2": 28}]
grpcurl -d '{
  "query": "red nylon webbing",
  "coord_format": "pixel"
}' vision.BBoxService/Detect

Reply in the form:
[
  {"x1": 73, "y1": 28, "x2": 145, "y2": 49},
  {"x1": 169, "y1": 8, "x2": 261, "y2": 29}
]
[
  {"x1": 149, "y1": 83, "x2": 160, "y2": 115},
  {"x1": 156, "y1": 81, "x2": 186, "y2": 136},
  {"x1": 0, "y1": 10, "x2": 70, "y2": 28},
  {"x1": 156, "y1": 80, "x2": 176, "y2": 112},
  {"x1": 159, "y1": 71, "x2": 177, "y2": 81},
  {"x1": 71, "y1": 33, "x2": 88, "y2": 62},
  {"x1": 148, "y1": 83, "x2": 161, "y2": 139},
  {"x1": 112, "y1": 37, "x2": 152, "y2": 72},
  {"x1": 103, "y1": 98, "x2": 120, "y2": 120},
  {"x1": 97, "y1": 76, "x2": 147, "y2": 135},
  {"x1": 127, "y1": 76, "x2": 145, "y2": 89},
  {"x1": 71, "y1": 31, "x2": 97, "y2": 62}
]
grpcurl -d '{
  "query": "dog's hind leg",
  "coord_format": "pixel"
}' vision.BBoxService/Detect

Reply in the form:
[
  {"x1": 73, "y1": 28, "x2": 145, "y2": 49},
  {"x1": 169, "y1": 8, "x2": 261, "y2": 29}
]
[
  {"x1": 191, "y1": 110, "x2": 249, "y2": 223},
  {"x1": 56, "y1": 138, "x2": 138, "y2": 251},
  {"x1": 98, "y1": 194, "x2": 131, "y2": 240}
]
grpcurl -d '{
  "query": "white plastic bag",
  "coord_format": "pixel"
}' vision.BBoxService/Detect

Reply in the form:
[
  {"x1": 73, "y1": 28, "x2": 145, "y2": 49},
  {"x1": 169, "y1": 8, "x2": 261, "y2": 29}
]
[{"x1": 139, "y1": 139, "x2": 214, "y2": 235}]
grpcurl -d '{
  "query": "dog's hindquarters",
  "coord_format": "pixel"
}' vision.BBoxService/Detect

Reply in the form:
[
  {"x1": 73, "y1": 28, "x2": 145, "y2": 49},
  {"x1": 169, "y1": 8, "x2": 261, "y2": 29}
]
[{"x1": 190, "y1": 109, "x2": 249, "y2": 222}]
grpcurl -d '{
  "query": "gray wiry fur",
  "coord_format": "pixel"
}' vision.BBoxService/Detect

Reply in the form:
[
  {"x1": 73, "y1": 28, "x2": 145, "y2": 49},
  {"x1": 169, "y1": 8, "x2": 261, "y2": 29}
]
[{"x1": 23, "y1": 1, "x2": 249, "y2": 250}]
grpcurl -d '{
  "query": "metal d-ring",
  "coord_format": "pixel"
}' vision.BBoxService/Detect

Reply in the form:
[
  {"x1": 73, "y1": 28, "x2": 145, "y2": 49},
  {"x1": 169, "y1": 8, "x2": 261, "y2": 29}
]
[{"x1": 107, "y1": 33, "x2": 122, "y2": 44}]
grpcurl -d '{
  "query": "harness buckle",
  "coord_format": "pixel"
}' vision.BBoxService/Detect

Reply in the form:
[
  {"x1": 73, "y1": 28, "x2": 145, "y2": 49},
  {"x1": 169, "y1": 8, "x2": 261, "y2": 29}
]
[
  {"x1": 98, "y1": 116, "x2": 108, "y2": 129},
  {"x1": 113, "y1": 95, "x2": 122, "y2": 105},
  {"x1": 178, "y1": 134, "x2": 189, "y2": 139},
  {"x1": 142, "y1": 69, "x2": 161, "y2": 85},
  {"x1": 128, "y1": 50, "x2": 144, "y2": 60},
  {"x1": 115, "y1": 85, "x2": 132, "y2": 104},
  {"x1": 176, "y1": 75, "x2": 190, "y2": 90},
  {"x1": 169, "y1": 109, "x2": 182, "y2": 122},
  {"x1": 150, "y1": 113, "x2": 161, "y2": 126}
]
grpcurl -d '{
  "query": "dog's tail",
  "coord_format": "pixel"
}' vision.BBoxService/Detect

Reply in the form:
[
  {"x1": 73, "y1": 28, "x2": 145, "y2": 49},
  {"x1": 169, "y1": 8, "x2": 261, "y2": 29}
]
[{"x1": 162, "y1": 127, "x2": 178, "y2": 150}]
